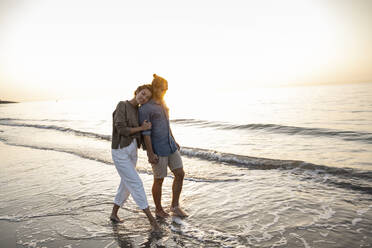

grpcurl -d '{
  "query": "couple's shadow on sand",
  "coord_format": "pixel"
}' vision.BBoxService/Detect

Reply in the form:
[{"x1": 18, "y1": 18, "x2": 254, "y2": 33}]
[{"x1": 111, "y1": 216, "x2": 182, "y2": 248}]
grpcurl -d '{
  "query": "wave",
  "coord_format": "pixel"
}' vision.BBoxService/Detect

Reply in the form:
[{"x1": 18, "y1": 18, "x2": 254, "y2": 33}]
[
  {"x1": 0, "y1": 138, "x2": 237, "y2": 183},
  {"x1": 181, "y1": 146, "x2": 371, "y2": 176},
  {"x1": 1, "y1": 138, "x2": 371, "y2": 194},
  {"x1": 0, "y1": 120, "x2": 330, "y2": 171},
  {"x1": 181, "y1": 146, "x2": 372, "y2": 194},
  {"x1": 0, "y1": 117, "x2": 70, "y2": 122},
  {"x1": 171, "y1": 119, "x2": 372, "y2": 143},
  {"x1": 2, "y1": 117, "x2": 371, "y2": 144},
  {"x1": 1, "y1": 118, "x2": 372, "y2": 183},
  {"x1": 0, "y1": 120, "x2": 111, "y2": 141},
  {"x1": 2, "y1": 138, "x2": 371, "y2": 194}
]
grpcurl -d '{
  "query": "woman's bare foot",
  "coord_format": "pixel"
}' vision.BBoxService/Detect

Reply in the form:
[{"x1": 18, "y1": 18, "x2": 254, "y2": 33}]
[
  {"x1": 170, "y1": 206, "x2": 188, "y2": 218},
  {"x1": 155, "y1": 209, "x2": 170, "y2": 218},
  {"x1": 151, "y1": 221, "x2": 162, "y2": 234},
  {"x1": 110, "y1": 214, "x2": 123, "y2": 223}
]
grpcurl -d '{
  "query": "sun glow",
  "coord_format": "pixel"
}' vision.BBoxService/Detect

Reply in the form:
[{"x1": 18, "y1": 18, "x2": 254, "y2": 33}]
[{"x1": 1, "y1": 0, "x2": 371, "y2": 101}]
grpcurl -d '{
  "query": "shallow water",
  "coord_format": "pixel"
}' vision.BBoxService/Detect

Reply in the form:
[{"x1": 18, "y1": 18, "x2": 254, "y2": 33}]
[
  {"x1": 1, "y1": 83, "x2": 372, "y2": 171},
  {"x1": 1, "y1": 142, "x2": 372, "y2": 247},
  {"x1": 1, "y1": 83, "x2": 372, "y2": 247}
]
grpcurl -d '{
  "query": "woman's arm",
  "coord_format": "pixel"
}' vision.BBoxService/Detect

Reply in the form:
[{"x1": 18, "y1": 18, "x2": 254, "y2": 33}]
[
  {"x1": 114, "y1": 102, "x2": 151, "y2": 136},
  {"x1": 128, "y1": 121, "x2": 151, "y2": 134}
]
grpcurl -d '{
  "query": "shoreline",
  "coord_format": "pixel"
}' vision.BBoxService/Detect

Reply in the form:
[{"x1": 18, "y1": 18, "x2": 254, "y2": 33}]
[{"x1": 1, "y1": 141, "x2": 372, "y2": 247}]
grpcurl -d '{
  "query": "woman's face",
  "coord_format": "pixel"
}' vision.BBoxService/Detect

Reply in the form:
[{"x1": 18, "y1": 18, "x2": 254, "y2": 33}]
[{"x1": 135, "y1": 88, "x2": 152, "y2": 105}]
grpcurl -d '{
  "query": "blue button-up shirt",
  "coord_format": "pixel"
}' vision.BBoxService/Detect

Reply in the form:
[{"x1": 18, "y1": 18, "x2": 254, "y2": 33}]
[{"x1": 138, "y1": 100, "x2": 178, "y2": 156}]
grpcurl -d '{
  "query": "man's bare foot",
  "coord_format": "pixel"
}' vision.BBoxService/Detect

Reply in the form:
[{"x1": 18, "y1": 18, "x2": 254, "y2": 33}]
[
  {"x1": 110, "y1": 214, "x2": 123, "y2": 223},
  {"x1": 170, "y1": 206, "x2": 188, "y2": 218},
  {"x1": 155, "y1": 209, "x2": 170, "y2": 218}
]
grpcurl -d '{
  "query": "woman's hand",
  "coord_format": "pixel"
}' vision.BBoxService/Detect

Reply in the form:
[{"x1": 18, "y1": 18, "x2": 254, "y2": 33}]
[{"x1": 141, "y1": 120, "x2": 152, "y2": 130}]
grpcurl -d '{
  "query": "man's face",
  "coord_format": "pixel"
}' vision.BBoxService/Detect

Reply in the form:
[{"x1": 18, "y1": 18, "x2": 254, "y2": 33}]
[{"x1": 154, "y1": 82, "x2": 168, "y2": 99}]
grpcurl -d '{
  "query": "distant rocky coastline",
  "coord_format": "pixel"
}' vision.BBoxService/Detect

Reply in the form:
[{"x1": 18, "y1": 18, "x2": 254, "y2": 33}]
[{"x1": 0, "y1": 100, "x2": 18, "y2": 104}]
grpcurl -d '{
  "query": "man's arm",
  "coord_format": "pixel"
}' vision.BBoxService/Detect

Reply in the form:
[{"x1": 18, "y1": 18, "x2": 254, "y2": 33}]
[
  {"x1": 139, "y1": 105, "x2": 158, "y2": 164},
  {"x1": 114, "y1": 103, "x2": 151, "y2": 135},
  {"x1": 170, "y1": 128, "x2": 180, "y2": 150},
  {"x1": 143, "y1": 135, "x2": 158, "y2": 164}
]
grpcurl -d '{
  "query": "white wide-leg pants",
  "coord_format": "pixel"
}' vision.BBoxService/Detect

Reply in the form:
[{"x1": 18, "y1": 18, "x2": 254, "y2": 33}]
[{"x1": 112, "y1": 139, "x2": 149, "y2": 210}]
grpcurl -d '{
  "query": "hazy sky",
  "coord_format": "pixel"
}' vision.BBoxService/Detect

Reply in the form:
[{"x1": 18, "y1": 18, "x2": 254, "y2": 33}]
[{"x1": 1, "y1": 0, "x2": 371, "y2": 101}]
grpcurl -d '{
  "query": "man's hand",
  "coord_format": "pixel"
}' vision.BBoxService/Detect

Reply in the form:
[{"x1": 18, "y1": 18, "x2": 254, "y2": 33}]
[
  {"x1": 143, "y1": 135, "x2": 158, "y2": 164},
  {"x1": 148, "y1": 152, "x2": 159, "y2": 164},
  {"x1": 175, "y1": 142, "x2": 180, "y2": 151}
]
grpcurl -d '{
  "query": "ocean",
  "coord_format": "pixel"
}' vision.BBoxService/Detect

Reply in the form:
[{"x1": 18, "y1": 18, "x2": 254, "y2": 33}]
[{"x1": 1, "y1": 82, "x2": 371, "y2": 247}]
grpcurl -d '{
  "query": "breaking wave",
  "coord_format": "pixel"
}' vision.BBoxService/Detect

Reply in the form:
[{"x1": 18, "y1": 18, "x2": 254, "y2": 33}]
[{"x1": 171, "y1": 119, "x2": 372, "y2": 144}]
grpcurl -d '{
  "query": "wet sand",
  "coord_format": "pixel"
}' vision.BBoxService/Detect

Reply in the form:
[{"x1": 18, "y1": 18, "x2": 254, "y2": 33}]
[
  {"x1": 0, "y1": 221, "x2": 18, "y2": 248},
  {"x1": 1, "y1": 141, "x2": 371, "y2": 247},
  {"x1": 0, "y1": 142, "x2": 164, "y2": 247}
]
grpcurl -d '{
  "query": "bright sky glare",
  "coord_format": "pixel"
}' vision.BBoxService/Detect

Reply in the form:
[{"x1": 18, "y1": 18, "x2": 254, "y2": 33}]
[{"x1": 0, "y1": 0, "x2": 371, "y2": 101}]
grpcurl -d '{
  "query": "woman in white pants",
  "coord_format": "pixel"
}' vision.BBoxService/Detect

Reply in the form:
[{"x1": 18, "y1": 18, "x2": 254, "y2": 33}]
[{"x1": 110, "y1": 84, "x2": 160, "y2": 232}]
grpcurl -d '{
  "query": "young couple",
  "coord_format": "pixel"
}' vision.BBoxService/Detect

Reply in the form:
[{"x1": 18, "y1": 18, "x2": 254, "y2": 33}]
[{"x1": 110, "y1": 74, "x2": 188, "y2": 232}]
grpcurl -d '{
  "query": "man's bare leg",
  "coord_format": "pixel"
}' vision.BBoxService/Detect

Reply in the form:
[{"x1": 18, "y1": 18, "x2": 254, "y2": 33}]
[
  {"x1": 170, "y1": 168, "x2": 188, "y2": 217},
  {"x1": 152, "y1": 178, "x2": 169, "y2": 218}
]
